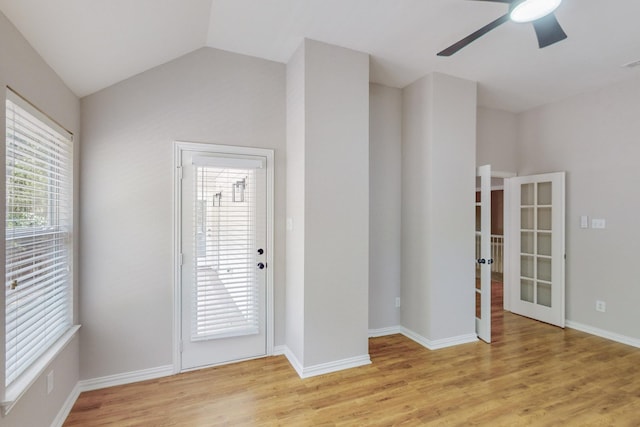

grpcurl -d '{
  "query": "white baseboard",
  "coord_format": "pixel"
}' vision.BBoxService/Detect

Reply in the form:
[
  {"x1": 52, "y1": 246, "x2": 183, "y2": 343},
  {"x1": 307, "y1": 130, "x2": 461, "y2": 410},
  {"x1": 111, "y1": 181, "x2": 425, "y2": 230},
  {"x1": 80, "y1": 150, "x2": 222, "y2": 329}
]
[
  {"x1": 50, "y1": 383, "x2": 81, "y2": 427},
  {"x1": 282, "y1": 346, "x2": 304, "y2": 377},
  {"x1": 301, "y1": 354, "x2": 371, "y2": 378},
  {"x1": 78, "y1": 365, "x2": 174, "y2": 392},
  {"x1": 566, "y1": 320, "x2": 640, "y2": 349},
  {"x1": 400, "y1": 327, "x2": 478, "y2": 350},
  {"x1": 282, "y1": 346, "x2": 371, "y2": 379},
  {"x1": 368, "y1": 326, "x2": 401, "y2": 337}
]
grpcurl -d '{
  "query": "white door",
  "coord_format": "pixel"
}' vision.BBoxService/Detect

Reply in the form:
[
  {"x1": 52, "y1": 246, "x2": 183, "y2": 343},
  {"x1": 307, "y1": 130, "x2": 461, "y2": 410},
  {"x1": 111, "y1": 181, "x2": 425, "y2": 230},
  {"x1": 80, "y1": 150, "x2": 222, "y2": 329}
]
[
  {"x1": 476, "y1": 165, "x2": 491, "y2": 343},
  {"x1": 507, "y1": 172, "x2": 565, "y2": 327},
  {"x1": 179, "y1": 148, "x2": 270, "y2": 370}
]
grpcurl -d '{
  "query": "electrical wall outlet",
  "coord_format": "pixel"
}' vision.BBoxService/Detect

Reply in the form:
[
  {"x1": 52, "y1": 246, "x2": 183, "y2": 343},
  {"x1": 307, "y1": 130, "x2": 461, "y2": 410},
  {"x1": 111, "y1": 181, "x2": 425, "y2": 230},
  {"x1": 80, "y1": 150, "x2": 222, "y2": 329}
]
[
  {"x1": 595, "y1": 300, "x2": 606, "y2": 313},
  {"x1": 395, "y1": 297, "x2": 401, "y2": 308},
  {"x1": 46, "y1": 370, "x2": 54, "y2": 394}
]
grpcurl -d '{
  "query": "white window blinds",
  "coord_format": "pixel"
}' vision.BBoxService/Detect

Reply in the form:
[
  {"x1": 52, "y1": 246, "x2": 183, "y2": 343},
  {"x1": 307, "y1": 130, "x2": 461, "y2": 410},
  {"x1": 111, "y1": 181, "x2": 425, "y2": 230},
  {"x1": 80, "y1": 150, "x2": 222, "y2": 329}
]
[
  {"x1": 192, "y1": 164, "x2": 259, "y2": 341},
  {"x1": 5, "y1": 90, "x2": 73, "y2": 387}
]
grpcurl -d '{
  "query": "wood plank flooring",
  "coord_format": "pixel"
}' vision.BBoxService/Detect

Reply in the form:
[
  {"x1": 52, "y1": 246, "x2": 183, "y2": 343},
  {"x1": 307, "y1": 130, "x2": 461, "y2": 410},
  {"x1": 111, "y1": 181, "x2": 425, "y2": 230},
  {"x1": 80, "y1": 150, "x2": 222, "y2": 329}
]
[{"x1": 65, "y1": 312, "x2": 640, "y2": 426}]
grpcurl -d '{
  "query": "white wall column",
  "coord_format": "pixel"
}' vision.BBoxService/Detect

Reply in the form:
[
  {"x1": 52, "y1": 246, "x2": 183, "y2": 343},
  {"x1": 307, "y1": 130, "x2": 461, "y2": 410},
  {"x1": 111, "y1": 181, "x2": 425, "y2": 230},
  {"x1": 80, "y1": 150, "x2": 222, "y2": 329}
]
[
  {"x1": 285, "y1": 39, "x2": 370, "y2": 376},
  {"x1": 401, "y1": 72, "x2": 477, "y2": 347}
]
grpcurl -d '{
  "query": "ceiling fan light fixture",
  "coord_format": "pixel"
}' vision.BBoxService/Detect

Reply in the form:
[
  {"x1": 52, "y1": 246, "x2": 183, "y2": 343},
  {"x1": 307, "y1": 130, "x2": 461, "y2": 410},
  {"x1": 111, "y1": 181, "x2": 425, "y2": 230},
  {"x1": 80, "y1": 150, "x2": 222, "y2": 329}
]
[{"x1": 510, "y1": 0, "x2": 562, "y2": 23}]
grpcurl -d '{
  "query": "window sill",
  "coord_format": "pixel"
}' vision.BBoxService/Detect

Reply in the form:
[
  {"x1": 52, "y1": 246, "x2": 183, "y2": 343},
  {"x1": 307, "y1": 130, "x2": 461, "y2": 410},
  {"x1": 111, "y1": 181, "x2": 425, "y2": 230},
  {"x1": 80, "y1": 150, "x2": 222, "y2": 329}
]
[{"x1": 1, "y1": 324, "x2": 81, "y2": 416}]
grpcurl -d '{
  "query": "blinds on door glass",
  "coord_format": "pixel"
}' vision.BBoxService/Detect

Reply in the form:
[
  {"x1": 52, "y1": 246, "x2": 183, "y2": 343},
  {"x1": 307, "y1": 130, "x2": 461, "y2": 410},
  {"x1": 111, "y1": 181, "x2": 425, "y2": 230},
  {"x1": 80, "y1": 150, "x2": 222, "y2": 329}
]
[
  {"x1": 191, "y1": 162, "x2": 259, "y2": 341},
  {"x1": 5, "y1": 92, "x2": 72, "y2": 386}
]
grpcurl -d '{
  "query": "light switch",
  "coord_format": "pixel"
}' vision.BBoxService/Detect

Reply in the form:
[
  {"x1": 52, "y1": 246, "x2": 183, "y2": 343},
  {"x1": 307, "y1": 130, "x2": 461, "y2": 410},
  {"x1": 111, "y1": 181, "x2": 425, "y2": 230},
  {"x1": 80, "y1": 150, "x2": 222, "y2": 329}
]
[
  {"x1": 591, "y1": 218, "x2": 606, "y2": 229},
  {"x1": 580, "y1": 215, "x2": 589, "y2": 229}
]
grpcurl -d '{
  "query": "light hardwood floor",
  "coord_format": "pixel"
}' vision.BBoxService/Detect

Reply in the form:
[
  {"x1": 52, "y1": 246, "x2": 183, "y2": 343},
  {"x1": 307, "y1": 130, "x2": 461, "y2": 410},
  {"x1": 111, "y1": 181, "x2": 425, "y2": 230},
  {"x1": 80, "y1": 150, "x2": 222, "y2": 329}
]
[{"x1": 65, "y1": 311, "x2": 640, "y2": 426}]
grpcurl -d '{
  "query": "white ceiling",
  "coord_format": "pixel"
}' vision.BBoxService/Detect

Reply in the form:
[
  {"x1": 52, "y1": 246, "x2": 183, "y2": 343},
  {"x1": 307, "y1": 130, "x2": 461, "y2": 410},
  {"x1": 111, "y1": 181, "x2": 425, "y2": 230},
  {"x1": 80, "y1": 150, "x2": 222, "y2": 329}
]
[{"x1": 1, "y1": 0, "x2": 640, "y2": 112}]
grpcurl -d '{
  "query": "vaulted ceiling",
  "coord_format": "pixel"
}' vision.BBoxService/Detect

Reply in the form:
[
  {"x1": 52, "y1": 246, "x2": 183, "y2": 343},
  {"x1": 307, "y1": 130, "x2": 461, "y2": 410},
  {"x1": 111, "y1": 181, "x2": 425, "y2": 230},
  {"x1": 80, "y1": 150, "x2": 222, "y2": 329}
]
[{"x1": 1, "y1": 0, "x2": 639, "y2": 112}]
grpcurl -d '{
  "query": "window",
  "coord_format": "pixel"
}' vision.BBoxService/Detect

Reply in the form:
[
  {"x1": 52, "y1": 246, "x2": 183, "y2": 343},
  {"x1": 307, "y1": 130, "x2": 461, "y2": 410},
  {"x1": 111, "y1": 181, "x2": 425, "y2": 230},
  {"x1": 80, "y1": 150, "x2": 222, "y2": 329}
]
[
  {"x1": 4, "y1": 89, "x2": 73, "y2": 391},
  {"x1": 192, "y1": 162, "x2": 260, "y2": 340}
]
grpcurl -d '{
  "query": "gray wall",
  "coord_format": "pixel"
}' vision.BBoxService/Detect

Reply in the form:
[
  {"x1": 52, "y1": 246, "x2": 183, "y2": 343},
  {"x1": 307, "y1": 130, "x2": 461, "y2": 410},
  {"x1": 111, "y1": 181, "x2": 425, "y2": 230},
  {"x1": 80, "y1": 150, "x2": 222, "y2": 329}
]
[
  {"x1": 80, "y1": 47, "x2": 286, "y2": 379},
  {"x1": 477, "y1": 107, "x2": 518, "y2": 172},
  {"x1": 517, "y1": 73, "x2": 640, "y2": 340},
  {"x1": 369, "y1": 83, "x2": 402, "y2": 331},
  {"x1": 0, "y1": 11, "x2": 80, "y2": 427}
]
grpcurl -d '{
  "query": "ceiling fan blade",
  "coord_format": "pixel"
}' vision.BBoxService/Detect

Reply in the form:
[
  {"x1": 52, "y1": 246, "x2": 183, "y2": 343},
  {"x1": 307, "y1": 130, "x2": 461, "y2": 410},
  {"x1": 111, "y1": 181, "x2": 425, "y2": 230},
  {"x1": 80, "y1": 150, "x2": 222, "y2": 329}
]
[
  {"x1": 467, "y1": 0, "x2": 512, "y2": 2},
  {"x1": 531, "y1": 13, "x2": 567, "y2": 48},
  {"x1": 437, "y1": 13, "x2": 510, "y2": 57}
]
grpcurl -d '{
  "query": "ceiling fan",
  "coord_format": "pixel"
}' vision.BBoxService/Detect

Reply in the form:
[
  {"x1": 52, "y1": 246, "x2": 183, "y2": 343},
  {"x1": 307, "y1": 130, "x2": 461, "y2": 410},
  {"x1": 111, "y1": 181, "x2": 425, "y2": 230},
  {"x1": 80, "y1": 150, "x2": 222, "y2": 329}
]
[{"x1": 437, "y1": 0, "x2": 567, "y2": 56}]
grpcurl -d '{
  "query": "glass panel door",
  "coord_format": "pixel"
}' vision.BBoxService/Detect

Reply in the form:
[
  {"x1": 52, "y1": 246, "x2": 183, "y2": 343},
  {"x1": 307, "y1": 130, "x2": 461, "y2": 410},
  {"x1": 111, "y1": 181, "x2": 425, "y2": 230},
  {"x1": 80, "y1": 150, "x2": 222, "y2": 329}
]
[
  {"x1": 180, "y1": 149, "x2": 269, "y2": 370},
  {"x1": 475, "y1": 165, "x2": 491, "y2": 343},
  {"x1": 508, "y1": 173, "x2": 565, "y2": 327}
]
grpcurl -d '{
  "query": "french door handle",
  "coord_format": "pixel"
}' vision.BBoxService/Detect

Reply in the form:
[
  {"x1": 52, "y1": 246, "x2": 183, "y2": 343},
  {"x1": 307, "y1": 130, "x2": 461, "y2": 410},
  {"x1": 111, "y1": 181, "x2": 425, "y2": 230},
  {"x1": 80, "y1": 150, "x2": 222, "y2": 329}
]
[
  {"x1": 477, "y1": 258, "x2": 486, "y2": 264},
  {"x1": 487, "y1": 259, "x2": 494, "y2": 265},
  {"x1": 257, "y1": 262, "x2": 266, "y2": 270},
  {"x1": 257, "y1": 248, "x2": 264, "y2": 255}
]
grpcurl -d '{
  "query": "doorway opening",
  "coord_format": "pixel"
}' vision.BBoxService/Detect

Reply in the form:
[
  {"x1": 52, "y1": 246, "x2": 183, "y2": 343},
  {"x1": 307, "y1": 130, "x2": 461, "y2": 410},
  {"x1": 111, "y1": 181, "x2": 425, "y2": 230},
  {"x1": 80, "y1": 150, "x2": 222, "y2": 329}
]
[
  {"x1": 476, "y1": 185, "x2": 504, "y2": 340},
  {"x1": 475, "y1": 170, "x2": 516, "y2": 343}
]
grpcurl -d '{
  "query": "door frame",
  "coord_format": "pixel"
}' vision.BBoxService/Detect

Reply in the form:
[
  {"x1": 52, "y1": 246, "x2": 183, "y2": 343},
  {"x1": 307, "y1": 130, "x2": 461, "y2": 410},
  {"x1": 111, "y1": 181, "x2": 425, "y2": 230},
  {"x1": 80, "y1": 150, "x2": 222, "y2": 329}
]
[
  {"x1": 492, "y1": 170, "x2": 517, "y2": 313},
  {"x1": 172, "y1": 141, "x2": 275, "y2": 373}
]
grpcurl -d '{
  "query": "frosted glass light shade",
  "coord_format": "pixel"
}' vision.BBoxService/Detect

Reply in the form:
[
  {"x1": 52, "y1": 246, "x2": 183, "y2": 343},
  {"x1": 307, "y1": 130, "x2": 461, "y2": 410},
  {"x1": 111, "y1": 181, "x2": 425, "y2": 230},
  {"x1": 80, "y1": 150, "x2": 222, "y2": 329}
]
[{"x1": 510, "y1": 0, "x2": 562, "y2": 23}]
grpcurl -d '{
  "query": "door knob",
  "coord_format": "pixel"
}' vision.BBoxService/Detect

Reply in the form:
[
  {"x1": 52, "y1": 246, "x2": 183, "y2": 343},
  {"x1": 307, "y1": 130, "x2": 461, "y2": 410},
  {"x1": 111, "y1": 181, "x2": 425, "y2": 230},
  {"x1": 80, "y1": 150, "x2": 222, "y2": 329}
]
[
  {"x1": 477, "y1": 258, "x2": 486, "y2": 264},
  {"x1": 257, "y1": 262, "x2": 265, "y2": 270},
  {"x1": 257, "y1": 248, "x2": 264, "y2": 255}
]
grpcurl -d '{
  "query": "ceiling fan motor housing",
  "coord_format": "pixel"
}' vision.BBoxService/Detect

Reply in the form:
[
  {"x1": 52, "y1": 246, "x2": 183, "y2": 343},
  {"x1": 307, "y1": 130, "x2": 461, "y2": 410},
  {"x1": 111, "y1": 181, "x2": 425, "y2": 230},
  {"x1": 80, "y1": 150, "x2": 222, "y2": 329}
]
[{"x1": 510, "y1": 0, "x2": 563, "y2": 23}]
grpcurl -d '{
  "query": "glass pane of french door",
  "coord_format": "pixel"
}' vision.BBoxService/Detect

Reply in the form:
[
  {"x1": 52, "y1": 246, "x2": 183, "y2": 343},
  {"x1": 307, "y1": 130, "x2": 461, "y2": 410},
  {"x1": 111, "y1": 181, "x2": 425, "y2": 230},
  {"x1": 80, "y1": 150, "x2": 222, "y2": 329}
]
[{"x1": 519, "y1": 182, "x2": 553, "y2": 307}]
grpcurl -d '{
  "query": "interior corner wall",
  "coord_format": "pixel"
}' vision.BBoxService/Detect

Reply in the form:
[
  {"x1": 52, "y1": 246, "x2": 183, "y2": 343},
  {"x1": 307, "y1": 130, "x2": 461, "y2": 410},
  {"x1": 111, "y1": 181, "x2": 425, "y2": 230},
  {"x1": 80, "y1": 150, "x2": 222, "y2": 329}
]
[
  {"x1": 516, "y1": 73, "x2": 640, "y2": 341},
  {"x1": 401, "y1": 76, "x2": 432, "y2": 337},
  {"x1": 369, "y1": 83, "x2": 402, "y2": 331},
  {"x1": 401, "y1": 72, "x2": 477, "y2": 343},
  {"x1": 476, "y1": 107, "x2": 518, "y2": 171},
  {"x1": 80, "y1": 47, "x2": 286, "y2": 380},
  {"x1": 0, "y1": 11, "x2": 81, "y2": 427},
  {"x1": 285, "y1": 39, "x2": 370, "y2": 371}
]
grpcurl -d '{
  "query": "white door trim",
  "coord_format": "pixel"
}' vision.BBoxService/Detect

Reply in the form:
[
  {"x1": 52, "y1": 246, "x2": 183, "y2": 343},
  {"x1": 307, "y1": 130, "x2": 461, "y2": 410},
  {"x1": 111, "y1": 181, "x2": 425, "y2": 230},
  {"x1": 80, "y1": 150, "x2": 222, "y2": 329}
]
[
  {"x1": 498, "y1": 171, "x2": 516, "y2": 312},
  {"x1": 172, "y1": 141, "x2": 274, "y2": 373}
]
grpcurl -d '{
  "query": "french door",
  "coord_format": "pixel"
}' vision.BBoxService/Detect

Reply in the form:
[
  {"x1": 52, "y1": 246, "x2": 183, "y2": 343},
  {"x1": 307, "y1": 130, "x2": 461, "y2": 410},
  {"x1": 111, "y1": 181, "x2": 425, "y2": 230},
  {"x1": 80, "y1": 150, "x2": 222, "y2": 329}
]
[
  {"x1": 507, "y1": 172, "x2": 565, "y2": 327},
  {"x1": 475, "y1": 165, "x2": 491, "y2": 343},
  {"x1": 177, "y1": 143, "x2": 272, "y2": 371}
]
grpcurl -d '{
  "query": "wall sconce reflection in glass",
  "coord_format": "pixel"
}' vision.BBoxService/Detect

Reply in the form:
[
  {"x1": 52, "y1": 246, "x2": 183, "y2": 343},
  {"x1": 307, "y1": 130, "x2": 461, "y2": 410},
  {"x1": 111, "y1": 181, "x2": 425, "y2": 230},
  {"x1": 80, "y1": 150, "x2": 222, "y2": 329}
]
[
  {"x1": 213, "y1": 192, "x2": 222, "y2": 207},
  {"x1": 233, "y1": 179, "x2": 246, "y2": 203}
]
